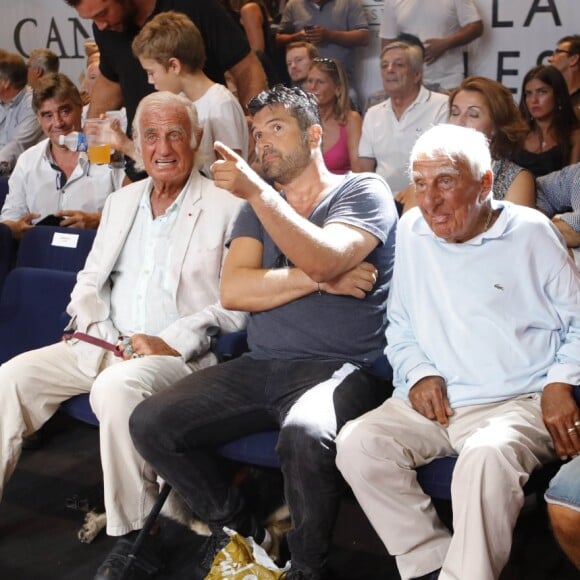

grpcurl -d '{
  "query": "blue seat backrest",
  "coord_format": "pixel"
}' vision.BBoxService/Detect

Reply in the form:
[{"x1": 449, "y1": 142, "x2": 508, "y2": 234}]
[
  {"x1": 0, "y1": 222, "x2": 15, "y2": 296},
  {"x1": 16, "y1": 226, "x2": 96, "y2": 272},
  {"x1": 0, "y1": 267, "x2": 77, "y2": 364}
]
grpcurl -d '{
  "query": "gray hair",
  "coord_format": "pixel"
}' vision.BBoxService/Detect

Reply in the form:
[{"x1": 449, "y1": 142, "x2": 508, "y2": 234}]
[
  {"x1": 381, "y1": 41, "x2": 424, "y2": 76},
  {"x1": 132, "y1": 91, "x2": 201, "y2": 171},
  {"x1": 28, "y1": 48, "x2": 60, "y2": 74},
  {"x1": 409, "y1": 124, "x2": 492, "y2": 183}
]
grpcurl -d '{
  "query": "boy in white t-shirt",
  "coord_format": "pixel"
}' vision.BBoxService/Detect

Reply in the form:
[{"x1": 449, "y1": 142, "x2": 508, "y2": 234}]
[{"x1": 130, "y1": 10, "x2": 249, "y2": 178}]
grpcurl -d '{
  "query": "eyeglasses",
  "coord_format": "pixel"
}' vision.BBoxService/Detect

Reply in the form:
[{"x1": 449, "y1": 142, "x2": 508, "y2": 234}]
[
  {"x1": 553, "y1": 48, "x2": 572, "y2": 55},
  {"x1": 312, "y1": 57, "x2": 337, "y2": 69}
]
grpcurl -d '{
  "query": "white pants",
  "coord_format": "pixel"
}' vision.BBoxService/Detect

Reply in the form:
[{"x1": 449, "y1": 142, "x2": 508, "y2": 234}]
[
  {"x1": 336, "y1": 395, "x2": 555, "y2": 580},
  {"x1": 0, "y1": 340, "x2": 205, "y2": 535}
]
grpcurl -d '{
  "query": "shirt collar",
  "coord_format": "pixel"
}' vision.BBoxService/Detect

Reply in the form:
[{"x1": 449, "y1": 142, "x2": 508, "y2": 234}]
[
  {"x1": 385, "y1": 84, "x2": 432, "y2": 114},
  {"x1": 310, "y1": 0, "x2": 331, "y2": 10}
]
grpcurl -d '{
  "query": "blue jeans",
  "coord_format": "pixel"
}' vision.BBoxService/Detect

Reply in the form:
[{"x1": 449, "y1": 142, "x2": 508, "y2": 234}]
[
  {"x1": 130, "y1": 355, "x2": 389, "y2": 575},
  {"x1": 545, "y1": 455, "x2": 580, "y2": 510}
]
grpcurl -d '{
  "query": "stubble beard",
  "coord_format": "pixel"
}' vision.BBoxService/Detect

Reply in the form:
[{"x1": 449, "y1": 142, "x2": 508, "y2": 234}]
[{"x1": 261, "y1": 139, "x2": 311, "y2": 185}]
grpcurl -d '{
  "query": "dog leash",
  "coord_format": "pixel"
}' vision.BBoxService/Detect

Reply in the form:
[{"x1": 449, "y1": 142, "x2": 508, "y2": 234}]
[{"x1": 63, "y1": 331, "x2": 124, "y2": 358}]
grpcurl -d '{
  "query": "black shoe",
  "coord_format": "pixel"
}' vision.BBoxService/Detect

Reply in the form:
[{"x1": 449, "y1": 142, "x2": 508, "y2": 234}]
[
  {"x1": 94, "y1": 533, "x2": 164, "y2": 580},
  {"x1": 190, "y1": 532, "x2": 230, "y2": 580}
]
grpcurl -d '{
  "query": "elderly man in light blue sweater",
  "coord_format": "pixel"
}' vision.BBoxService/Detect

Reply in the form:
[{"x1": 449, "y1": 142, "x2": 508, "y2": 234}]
[{"x1": 337, "y1": 125, "x2": 580, "y2": 580}]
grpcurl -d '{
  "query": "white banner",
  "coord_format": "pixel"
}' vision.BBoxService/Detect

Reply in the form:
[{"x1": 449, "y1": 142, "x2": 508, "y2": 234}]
[
  {"x1": 359, "y1": 0, "x2": 579, "y2": 102},
  {"x1": 0, "y1": 1, "x2": 577, "y2": 104},
  {"x1": 0, "y1": 2, "x2": 92, "y2": 87}
]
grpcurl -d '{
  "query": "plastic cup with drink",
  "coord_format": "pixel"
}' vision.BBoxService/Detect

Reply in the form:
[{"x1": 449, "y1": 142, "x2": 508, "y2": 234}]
[{"x1": 85, "y1": 118, "x2": 112, "y2": 165}]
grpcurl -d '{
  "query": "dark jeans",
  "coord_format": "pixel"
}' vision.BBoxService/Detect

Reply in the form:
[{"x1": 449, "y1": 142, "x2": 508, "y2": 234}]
[{"x1": 130, "y1": 355, "x2": 389, "y2": 574}]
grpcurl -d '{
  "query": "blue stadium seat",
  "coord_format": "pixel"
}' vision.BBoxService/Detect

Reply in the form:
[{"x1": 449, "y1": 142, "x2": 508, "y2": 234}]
[
  {"x1": 0, "y1": 267, "x2": 76, "y2": 364},
  {"x1": 60, "y1": 394, "x2": 99, "y2": 427},
  {"x1": 0, "y1": 222, "x2": 15, "y2": 296},
  {"x1": 16, "y1": 225, "x2": 96, "y2": 272},
  {"x1": 0, "y1": 266, "x2": 96, "y2": 427}
]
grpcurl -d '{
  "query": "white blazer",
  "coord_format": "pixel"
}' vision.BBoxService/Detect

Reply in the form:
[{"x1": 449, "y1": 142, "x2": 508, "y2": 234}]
[{"x1": 66, "y1": 170, "x2": 247, "y2": 377}]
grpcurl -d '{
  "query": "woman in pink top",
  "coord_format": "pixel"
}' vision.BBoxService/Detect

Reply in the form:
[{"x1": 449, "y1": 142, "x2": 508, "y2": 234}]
[{"x1": 306, "y1": 57, "x2": 362, "y2": 174}]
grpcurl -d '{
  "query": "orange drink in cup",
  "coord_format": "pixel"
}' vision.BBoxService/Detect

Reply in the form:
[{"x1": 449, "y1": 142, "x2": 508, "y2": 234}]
[
  {"x1": 88, "y1": 143, "x2": 111, "y2": 164},
  {"x1": 85, "y1": 118, "x2": 111, "y2": 165}
]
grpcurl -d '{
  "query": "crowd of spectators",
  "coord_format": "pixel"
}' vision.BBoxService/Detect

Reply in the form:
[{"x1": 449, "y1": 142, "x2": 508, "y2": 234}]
[{"x1": 0, "y1": 1, "x2": 579, "y2": 579}]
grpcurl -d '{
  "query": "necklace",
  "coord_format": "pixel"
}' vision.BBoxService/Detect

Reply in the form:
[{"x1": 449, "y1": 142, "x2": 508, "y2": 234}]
[
  {"x1": 536, "y1": 128, "x2": 546, "y2": 152},
  {"x1": 482, "y1": 205, "x2": 494, "y2": 233}
]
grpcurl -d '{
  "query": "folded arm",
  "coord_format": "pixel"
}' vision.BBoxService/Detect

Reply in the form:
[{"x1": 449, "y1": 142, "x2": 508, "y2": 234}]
[
  {"x1": 221, "y1": 235, "x2": 378, "y2": 311},
  {"x1": 212, "y1": 142, "x2": 380, "y2": 282}
]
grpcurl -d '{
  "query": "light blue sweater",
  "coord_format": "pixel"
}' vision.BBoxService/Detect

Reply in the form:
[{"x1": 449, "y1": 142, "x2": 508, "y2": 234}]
[{"x1": 387, "y1": 201, "x2": 580, "y2": 408}]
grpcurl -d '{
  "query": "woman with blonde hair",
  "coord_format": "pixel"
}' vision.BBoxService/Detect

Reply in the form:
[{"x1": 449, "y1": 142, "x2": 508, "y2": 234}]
[
  {"x1": 448, "y1": 75, "x2": 536, "y2": 206},
  {"x1": 306, "y1": 57, "x2": 362, "y2": 174}
]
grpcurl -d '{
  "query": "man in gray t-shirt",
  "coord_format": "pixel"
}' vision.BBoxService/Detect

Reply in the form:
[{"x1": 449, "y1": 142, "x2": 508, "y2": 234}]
[{"x1": 130, "y1": 86, "x2": 397, "y2": 580}]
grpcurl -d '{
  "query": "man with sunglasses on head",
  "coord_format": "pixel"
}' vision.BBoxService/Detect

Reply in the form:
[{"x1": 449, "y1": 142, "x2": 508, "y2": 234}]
[
  {"x1": 130, "y1": 85, "x2": 398, "y2": 580},
  {"x1": 549, "y1": 35, "x2": 580, "y2": 121},
  {"x1": 276, "y1": 0, "x2": 369, "y2": 103}
]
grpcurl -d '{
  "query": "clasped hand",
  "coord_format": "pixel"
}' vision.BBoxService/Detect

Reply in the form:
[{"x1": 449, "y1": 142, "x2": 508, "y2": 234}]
[{"x1": 303, "y1": 25, "x2": 328, "y2": 45}]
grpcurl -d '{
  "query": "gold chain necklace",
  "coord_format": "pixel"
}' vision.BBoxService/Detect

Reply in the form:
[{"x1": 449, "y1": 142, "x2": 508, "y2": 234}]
[{"x1": 482, "y1": 205, "x2": 494, "y2": 233}]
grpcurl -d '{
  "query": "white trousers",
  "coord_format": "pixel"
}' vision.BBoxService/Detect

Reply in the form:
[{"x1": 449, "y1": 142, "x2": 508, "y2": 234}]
[
  {"x1": 336, "y1": 395, "x2": 555, "y2": 580},
  {"x1": 0, "y1": 341, "x2": 203, "y2": 535}
]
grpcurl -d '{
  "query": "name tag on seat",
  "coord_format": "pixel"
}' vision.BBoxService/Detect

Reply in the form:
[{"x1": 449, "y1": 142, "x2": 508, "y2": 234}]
[{"x1": 52, "y1": 232, "x2": 79, "y2": 248}]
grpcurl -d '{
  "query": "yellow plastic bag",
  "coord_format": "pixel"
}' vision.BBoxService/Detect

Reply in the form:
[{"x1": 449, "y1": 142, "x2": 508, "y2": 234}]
[{"x1": 205, "y1": 528, "x2": 289, "y2": 579}]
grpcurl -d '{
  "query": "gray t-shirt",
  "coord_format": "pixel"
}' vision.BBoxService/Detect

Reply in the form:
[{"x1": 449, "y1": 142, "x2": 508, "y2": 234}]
[{"x1": 230, "y1": 172, "x2": 397, "y2": 365}]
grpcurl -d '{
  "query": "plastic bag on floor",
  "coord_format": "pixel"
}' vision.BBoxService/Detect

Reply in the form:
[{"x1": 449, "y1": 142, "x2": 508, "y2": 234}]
[{"x1": 205, "y1": 527, "x2": 290, "y2": 579}]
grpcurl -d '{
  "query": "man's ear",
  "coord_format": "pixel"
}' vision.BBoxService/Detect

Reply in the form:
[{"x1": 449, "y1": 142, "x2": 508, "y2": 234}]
[
  {"x1": 30, "y1": 66, "x2": 42, "y2": 80},
  {"x1": 307, "y1": 124, "x2": 323, "y2": 147},
  {"x1": 480, "y1": 169, "x2": 493, "y2": 200}
]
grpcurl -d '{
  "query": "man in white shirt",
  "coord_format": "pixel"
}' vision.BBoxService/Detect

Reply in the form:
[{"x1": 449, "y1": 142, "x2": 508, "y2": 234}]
[
  {"x1": 1, "y1": 73, "x2": 125, "y2": 239},
  {"x1": 379, "y1": 0, "x2": 483, "y2": 92},
  {"x1": 338, "y1": 124, "x2": 580, "y2": 580},
  {"x1": 0, "y1": 91, "x2": 246, "y2": 579},
  {"x1": 358, "y1": 40, "x2": 448, "y2": 205},
  {"x1": 0, "y1": 51, "x2": 43, "y2": 174}
]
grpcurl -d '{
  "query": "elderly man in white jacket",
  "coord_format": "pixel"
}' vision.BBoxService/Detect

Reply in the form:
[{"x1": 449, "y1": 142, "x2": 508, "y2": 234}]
[{"x1": 0, "y1": 91, "x2": 245, "y2": 552}]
